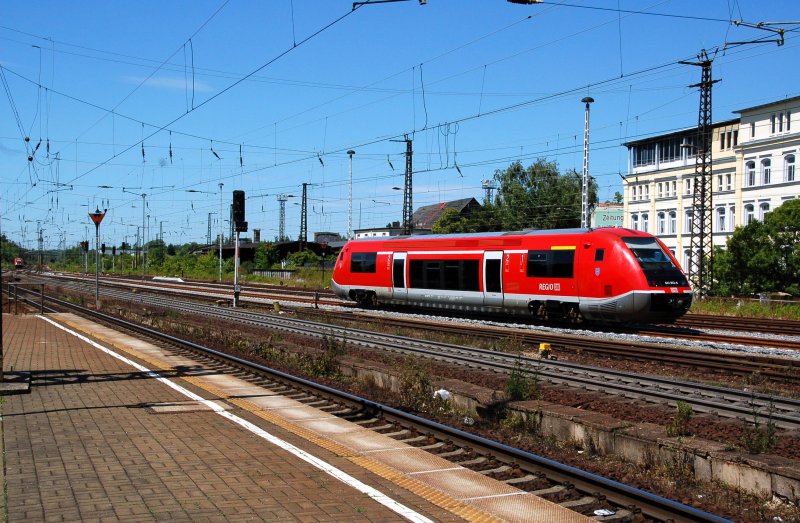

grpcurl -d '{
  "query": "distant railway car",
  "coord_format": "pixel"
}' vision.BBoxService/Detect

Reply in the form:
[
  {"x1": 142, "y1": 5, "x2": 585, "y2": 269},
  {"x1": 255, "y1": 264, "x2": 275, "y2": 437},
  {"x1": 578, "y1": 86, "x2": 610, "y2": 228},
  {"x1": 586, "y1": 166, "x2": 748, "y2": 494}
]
[
  {"x1": 331, "y1": 228, "x2": 692, "y2": 323},
  {"x1": 13, "y1": 257, "x2": 25, "y2": 269}
]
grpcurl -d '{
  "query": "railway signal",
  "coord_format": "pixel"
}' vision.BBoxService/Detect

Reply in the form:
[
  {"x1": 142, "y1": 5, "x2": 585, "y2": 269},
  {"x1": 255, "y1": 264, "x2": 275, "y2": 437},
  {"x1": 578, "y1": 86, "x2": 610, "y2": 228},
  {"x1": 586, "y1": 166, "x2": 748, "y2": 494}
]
[{"x1": 231, "y1": 190, "x2": 246, "y2": 307}]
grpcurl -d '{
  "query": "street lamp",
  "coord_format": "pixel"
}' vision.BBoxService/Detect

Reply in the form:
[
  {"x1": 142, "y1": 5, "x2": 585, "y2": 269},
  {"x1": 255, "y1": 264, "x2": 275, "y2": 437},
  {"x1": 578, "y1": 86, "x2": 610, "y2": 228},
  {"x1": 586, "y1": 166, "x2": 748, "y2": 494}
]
[
  {"x1": 347, "y1": 150, "x2": 355, "y2": 239},
  {"x1": 88, "y1": 207, "x2": 107, "y2": 309},
  {"x1": 581, "y1": 96, "x2": 594, "y2": 229}
]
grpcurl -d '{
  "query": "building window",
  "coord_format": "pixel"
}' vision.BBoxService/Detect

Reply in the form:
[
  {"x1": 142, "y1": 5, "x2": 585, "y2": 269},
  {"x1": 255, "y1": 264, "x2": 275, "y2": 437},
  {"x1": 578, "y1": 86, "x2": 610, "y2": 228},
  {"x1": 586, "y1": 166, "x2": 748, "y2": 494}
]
[
  {"x1": 786, "y1": 154, "x2": 796, "y2": 182},
  {"x1": 759, "y1": 202, "x2": 770, "y2": 221},
  {"x1": 744, "y1": 204, "x2": 755, "y2": 225},
  {"x1": 669, "y1": 211, "x2": 676, "y2": 234},
  {"x1": 719, "y1": 131, "x2": 725, "y2": 150},
  {"x1": 633, "y1": 143, "x2": 656, "y2": 167},
  {"x1": 746, "y1": 161, "x2": 756, "y2": 187},
  {"x1": 717, "y1": 174, "x2": 723, "y2": 192},
  {"x1": 657, "y1": 183, "x2": 663, "y2": 199},
  {"x1": 644, "y1": 184, "x2": 649, "y2": 200},
  {"x1": 750, "y1": 121, "x2": 756, "y2": 138},
  {"x1": 717, "y1": 207, "x2": 726, "y2": 232},
  {"x1": 641, "y1": 213, "x2": 649, "y2": 233},
  {"x1": 631, "y1": 214, "x2": 639, "y2": 230},
  {"x1": 733, "y1": 129, "x2": 738, "y2": 146},
  {"x1": 685, "y1": 178, "x2": 692, "y2": 195},
  {"x1": 788, "y1": 111, "x2": 792, "y2": 131},
  {"x1": 683, "y1": 250, "x2": 690, "y2": 271},
  {"x1": 771, "y1": 114, "x2": 776, "y2": 133},
  {"x1": 684, "y1": 209, "x2": 693, "y2": 233},
  {"x1": 658, "y1": 137, "x2": 682, "y2": 163},
  {"x1": 729, "y1": 206, "x2": 735, "y2": 230},
  {"x1": 762, "y1": 158, "x2": 771, "y2": 185},
  {"x1": 671, "y1": 180, "x2": 677, "y2": 196},
  {"x1": 725, "y1": 173, "x2": 732, "y2": 191},
  {"x1": 779, "y1": 112, "x2": 784, "y2": 132},
  {"x1": 657, "y1": 212, "x2": 666, "y2": 234}
]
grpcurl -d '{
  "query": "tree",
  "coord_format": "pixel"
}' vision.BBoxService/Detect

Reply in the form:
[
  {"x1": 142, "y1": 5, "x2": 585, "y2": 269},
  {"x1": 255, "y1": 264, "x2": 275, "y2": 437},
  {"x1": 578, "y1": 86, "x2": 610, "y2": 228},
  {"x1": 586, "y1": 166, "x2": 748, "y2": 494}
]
[
  {"x1": 254, "y1": 243, "x2": 280, "y2": 268},
  {"x1": 432, "y1": 208, "x2": 470, "y2": 234},
  {"x1": 285, "y1": 249, "x2": 320, "y2": 268},
  {"x1": 714, "y1": 199, "x2": 800, "y2": 296},
  {"x1": 492, "y1": 159, "x2": 598, "y2": 231}
]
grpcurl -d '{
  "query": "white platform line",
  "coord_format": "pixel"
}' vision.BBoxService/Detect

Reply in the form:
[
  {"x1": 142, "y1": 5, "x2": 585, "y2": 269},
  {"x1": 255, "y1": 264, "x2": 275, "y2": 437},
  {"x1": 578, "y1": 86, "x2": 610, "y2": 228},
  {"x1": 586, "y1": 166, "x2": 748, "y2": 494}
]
[{"x1": 40, "y1": 315, "x2": 434, "y2": 523}]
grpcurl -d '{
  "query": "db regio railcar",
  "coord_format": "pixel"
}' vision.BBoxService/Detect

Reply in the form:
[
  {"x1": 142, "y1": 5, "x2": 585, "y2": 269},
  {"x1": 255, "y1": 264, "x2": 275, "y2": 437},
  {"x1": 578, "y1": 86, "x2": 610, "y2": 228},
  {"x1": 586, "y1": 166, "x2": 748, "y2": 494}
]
[
  {"x1": 13, "y1": 257, "x2": 25, "y2": 269},
  {"x1": 331, "y1": 228, "x2": 693, "y2": 323}
]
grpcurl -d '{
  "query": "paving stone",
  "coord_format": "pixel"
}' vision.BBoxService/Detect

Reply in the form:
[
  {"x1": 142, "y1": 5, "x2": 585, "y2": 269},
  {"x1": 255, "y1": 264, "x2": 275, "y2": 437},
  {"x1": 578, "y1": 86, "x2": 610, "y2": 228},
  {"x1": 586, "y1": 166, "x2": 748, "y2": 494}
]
[{"x1": 1, "y1": 314, "x2": 458, "y2": 523}]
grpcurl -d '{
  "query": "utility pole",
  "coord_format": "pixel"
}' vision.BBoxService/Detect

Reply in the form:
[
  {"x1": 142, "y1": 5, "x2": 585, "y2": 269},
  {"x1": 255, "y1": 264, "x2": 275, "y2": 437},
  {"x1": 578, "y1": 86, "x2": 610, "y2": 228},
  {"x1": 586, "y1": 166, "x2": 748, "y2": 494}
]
[
  {"x1": 581, "y1": 96, "x2": 594, "y2": 229},
  {"x1": 207, "y1": 212, "x2": 214, "y2": 245},
  {"x1": 36, "y1": 221, "x2": 43, "y2": 272},
  {"x1": 299, "y1": 183, "x2": 308, "y2": 251},
  {"x1": 680, "y1": 50, "x2": 719, "y2": 296},
  {"x1": 401, "y1": 136, "x2": 413, "y2": 235},
  {"x1": 218, "y1": 182, "x2": 224, "y2": 282},
  {"x1": 141, "y1": 194, "x2": 147, "y2": 280}
]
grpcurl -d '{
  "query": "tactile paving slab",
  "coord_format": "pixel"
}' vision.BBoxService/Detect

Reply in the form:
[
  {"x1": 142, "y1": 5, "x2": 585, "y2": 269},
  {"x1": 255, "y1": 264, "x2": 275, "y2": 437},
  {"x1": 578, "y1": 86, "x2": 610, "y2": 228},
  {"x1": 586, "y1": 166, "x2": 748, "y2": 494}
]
[
  {"x1": 469, "y1": 492, "x2": 592, "y2": 522},
  {"x1": 365, "y1": 447, "x2": 465, "y2": 475}
]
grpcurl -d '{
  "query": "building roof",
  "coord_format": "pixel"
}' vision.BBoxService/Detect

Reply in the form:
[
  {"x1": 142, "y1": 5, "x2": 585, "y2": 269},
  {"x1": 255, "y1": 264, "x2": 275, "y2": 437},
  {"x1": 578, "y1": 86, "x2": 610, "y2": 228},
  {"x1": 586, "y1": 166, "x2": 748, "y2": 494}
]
[
  {"x1": 733, "y1": 95, "x2": 800, "y2": 114},
  {"x1": 622, "y1": 118, "x2": 739, "y2": 148},
  {"x1": 411, "y1": 198, "x2": 481, "y2": 229}
]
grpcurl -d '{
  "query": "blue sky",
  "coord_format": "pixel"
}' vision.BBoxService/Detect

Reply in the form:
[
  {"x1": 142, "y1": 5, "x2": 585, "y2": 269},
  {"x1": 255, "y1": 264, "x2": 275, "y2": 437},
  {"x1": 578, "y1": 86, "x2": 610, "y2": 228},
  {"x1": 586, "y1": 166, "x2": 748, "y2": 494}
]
[{"x1": 1, "y1": 1, "x2": 798, "y2": 250}]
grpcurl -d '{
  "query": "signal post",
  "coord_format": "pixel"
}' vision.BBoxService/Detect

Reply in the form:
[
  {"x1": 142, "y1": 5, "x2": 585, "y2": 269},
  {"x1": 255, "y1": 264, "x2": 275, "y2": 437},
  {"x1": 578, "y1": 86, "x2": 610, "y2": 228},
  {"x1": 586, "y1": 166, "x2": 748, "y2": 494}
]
[
  {"x1": 232, "y1": 190, "x2": 247, "y2": 308},
  {"x1": 88, "y1": 208, "x2": 106, "y2": 309}
]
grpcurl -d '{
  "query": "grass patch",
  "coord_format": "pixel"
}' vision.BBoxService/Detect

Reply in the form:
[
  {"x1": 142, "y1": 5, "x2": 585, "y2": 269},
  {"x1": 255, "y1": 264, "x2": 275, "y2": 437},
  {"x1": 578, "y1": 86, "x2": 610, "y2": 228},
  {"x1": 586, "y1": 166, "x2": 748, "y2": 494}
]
[{"x1": 691, "y1": 297, "x2": 800, "y2": 321}]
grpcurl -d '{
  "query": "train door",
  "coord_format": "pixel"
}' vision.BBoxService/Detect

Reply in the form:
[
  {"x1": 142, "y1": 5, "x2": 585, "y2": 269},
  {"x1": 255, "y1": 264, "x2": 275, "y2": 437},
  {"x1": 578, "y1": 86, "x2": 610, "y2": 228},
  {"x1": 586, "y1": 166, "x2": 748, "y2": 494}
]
[
  {"x1": 392, "y1": 252, "x2": 407, "y2": 300},
  {"x1": 483, "y1": 251, "x2": 503, "y2": 307}
]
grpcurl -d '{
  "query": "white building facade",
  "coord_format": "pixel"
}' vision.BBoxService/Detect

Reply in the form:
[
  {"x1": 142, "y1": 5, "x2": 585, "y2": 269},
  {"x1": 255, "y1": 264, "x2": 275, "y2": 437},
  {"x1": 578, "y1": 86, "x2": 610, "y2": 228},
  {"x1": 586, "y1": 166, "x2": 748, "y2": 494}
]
[{"x1": 623, "y1": 96, "x2": 799, "y2": 272}]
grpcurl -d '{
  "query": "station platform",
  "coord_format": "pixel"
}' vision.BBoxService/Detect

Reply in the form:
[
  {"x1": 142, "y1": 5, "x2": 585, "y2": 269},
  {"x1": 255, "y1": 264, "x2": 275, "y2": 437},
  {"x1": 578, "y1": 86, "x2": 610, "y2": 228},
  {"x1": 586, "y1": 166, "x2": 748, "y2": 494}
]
[{"x1": 1, "y1": 313, "x2": 587, "y2": 522}]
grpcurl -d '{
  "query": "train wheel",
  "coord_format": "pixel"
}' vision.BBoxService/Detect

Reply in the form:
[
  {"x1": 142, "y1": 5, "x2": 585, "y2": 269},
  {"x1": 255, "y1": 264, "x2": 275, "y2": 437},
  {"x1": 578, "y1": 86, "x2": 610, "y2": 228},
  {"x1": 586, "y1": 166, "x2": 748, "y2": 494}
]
[
  {"x1": 564, "y1": 306, "x2": 583, "y2": 324},
  {"x1": 358, "y1": 292, "x2": 378, "y2": 308}
]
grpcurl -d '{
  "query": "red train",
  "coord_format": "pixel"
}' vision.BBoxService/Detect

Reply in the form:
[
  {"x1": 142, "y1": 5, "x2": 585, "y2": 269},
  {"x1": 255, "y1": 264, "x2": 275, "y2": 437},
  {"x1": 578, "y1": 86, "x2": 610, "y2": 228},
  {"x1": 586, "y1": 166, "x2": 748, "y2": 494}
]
[
  {"x1": 13, "y1": 257, "x2": 25, "y2": 269},
  {"x1": 331, "y1": 228, "x2": 693, "y2": 323}
]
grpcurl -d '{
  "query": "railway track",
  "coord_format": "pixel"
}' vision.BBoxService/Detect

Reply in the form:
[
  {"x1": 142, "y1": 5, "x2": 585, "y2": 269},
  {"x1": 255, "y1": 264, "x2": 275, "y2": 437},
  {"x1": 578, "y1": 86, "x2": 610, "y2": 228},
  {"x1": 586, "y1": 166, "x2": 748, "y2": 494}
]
[
  {"x1": 675, "y1": 313, "x2": 800, "y2": 337},
  {"x1": 16, "y1": 289, "x2": 728, "y2": 523},
  {"x1": 43, "y1": 273, "x2": 800, "y2": 352},
  {"x1": 17, "y1": 281, "x2": 800, "y2": 431}
]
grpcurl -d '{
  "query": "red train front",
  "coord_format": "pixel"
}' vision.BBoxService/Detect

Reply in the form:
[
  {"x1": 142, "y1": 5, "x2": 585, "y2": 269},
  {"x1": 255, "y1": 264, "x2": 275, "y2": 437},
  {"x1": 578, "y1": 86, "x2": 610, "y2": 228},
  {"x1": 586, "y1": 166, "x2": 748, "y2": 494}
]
[{"x1": 331, "y1": 228, "x2": 693, "y2": 323}]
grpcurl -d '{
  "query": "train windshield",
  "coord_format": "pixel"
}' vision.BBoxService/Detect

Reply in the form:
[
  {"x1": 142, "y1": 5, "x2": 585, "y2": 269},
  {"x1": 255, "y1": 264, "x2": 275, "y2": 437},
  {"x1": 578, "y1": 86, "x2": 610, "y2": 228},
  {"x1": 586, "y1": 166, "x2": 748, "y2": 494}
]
[{"x1": 623, "y1": 237, "x2": 689, "y2": 287}]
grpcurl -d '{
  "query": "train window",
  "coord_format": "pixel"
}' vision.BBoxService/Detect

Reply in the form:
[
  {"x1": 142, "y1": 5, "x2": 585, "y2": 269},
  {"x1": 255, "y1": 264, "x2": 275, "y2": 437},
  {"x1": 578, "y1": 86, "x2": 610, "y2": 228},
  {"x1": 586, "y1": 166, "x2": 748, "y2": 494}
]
[
  {"x1": 594, "y1": 249, "x2": 604, "y2": 262},
  {"x1": 527, "y1": 251, "x2": 548, "y2": 277},
  {"x1": 393, "y1": 259, "x2": 405, "y2": 288},
  {"x1": 623, "y1": 238, "x2": 671, "y2": 265},
  {"x1": 425, "y1": 261, "x2": 442, "y2": 289},
  {"x1": 350, "y1": 252, "x2": 377, "y2": 273},
  {"x1": 526, "y1": 250, "x2": 574, "y2": 278},
  {"x1": 409, "y1": 259, "x2": 479, "y2": 291},
  {"x1": 551, "y1": 250, "x2": 574, "y2": 278},
  {"x1": 485, "y1": 259, "x2": 502, "y2": 293},
  {"x1": 624, "y1": 236, "x2": 688, "y2": 287}
]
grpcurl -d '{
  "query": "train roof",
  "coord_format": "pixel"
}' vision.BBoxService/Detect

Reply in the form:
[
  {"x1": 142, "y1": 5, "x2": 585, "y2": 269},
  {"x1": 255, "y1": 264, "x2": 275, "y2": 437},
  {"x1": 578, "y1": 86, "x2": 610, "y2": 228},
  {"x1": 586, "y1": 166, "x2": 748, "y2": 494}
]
[{"x1": 347, "y1": 227, "x2": 641, "y2": 243}]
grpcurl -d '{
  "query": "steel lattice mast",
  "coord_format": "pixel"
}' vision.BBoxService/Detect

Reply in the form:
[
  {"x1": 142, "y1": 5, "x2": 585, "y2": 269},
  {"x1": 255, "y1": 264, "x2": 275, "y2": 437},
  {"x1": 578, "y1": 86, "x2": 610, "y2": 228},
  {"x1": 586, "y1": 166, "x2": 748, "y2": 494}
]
[
  {"x1": 681, "y1": 50, "x2": 718, "y2": 296},
  {"x1": 277, "y1": 194, "x2": 288, "y2": 241},
  {"x1": 299, "y1": 183, "x2": 308, "y2": 250}
]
